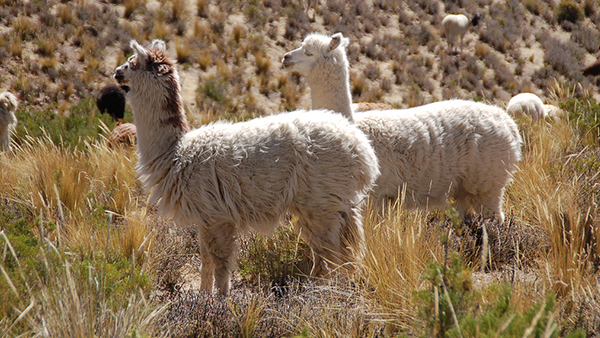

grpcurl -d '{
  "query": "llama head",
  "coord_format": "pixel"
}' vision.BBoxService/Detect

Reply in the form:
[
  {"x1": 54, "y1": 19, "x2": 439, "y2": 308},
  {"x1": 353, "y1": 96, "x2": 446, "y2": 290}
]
[
  {"x1": 282, "y1": 32, "x2": 350, "y2": 76},
  {"x1": 0, "y1": 92, "x2": 18, "y2": 114},
  {"x1": 471, "y1": 13, "x2": 482, "y2": 26},
  {"x1": 114, "y1": 39, "x2": 177, "y2": 93},
  {"x1": 114, "y1": 40, "x2": 188, "y2": 132}
]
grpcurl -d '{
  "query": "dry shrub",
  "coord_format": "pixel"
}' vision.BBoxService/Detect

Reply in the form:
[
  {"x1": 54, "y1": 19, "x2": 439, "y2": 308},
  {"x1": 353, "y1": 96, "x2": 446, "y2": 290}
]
[
  {"x1": 479, "y1": 20, "x2": 510, "y2": 53},
  {"x1": 572, "y1": 25, "x2": 600, "y2": 53},
  {"x1": 351, "y1": 72, "x2": 368, "y2": 98},
  {"x1": 556, "y1": 0, "x2": 584, "y2": 23},
  {"x1": 540, "y1": 33, "x2": 585, "y2": 78},
  {"x1": 152, "y1": 20, "x2": 172, "y2": 40},
  {"x1": 175, "y1": 38, "x2": 193, "y2": 64},
  {"x1": 149, "y1": 220, "x2": 203, "y2": 294},
  {"x1": 196, "y1": 50, "x2": 212, "y2": 70},
  {"x1": 450, "y1": 216, "x2": 548, "y2": 270},
  {"x1": 364, "y1": 63, "x2": 380, "y2": 80},
  {"x1": 254, "y1": 50, "x2": 271, "y2": 76},
  {"x1": 278, "y1": 73, "x2": 301, "y2": 111},
  {"x1": 284, "y1": 6, "x2": 311, "y2": 41},
  {"x1": 506, "y1": 116, "x2": 600, "y2": 298},
  {"x1": 157, "y1": 280, "x2": 385, "y2": 337},
  {"x1": 124, "y1": 0, "x2": 146, "y2": 18}
]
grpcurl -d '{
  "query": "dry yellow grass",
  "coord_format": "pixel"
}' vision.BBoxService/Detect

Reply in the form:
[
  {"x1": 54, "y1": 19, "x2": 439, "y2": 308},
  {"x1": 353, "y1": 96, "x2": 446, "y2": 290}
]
[{"x1": 3, "y1": 109, "x2": 598, "y2": 336}]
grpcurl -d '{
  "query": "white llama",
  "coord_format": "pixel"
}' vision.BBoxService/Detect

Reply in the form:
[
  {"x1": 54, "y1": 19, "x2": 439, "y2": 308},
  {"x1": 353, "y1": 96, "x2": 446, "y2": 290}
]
[
  {"x1": 283, "y1": 32, "x2": 522, "y2": 223},
  {"x1": 0, "y1": 92, "x2": 18, "y2": 152},
  {"x1": 506, "y1": 93, "x2": 547, "y2": 120},
  {"x1": 442, "y1": 13, "x2": 482, "y2": 53},
  {"x1": 114, "y1": 39, "x2": 379, "y2": 295}
]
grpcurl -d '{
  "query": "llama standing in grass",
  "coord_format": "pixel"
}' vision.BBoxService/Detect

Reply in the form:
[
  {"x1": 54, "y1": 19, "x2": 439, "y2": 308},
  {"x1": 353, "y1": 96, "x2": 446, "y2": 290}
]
[
  {"x1": 0, "y1": 92, "x2": 18, "y2": 152},
  {"x1": 114, "y1": 39, "x2": 379, "y2": 295},
  {"x1": 442, "y1": 13, "x2": 482, "y2": 53},
  {"x1": 283, "y1": 32, "x2": 522, "y2": 223}
]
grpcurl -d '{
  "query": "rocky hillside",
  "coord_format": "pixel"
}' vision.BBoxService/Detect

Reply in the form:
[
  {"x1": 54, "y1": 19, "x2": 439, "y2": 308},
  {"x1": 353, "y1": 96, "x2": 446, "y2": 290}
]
[{"x1": 2, "y1": 0, "x2": 600, "y2": 122}]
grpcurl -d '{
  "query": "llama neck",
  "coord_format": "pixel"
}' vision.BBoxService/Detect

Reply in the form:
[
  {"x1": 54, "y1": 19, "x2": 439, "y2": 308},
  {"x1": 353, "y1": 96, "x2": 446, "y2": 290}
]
[
  {"x1": 128, "y1": 80, "x2": 189, "y2": 173},
  {"x1": 306, "y1": 60, "x2": 354, "y2": 122}
]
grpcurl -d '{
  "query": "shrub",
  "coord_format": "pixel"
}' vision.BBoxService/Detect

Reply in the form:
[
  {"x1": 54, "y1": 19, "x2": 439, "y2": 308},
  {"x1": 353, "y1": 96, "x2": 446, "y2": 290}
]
[
  {"x1": 414, "y1": 255, "x2": 587, "y2": 338},
  {"x1": 556, "y1": 0, "x2": 584, "y2": 23}
]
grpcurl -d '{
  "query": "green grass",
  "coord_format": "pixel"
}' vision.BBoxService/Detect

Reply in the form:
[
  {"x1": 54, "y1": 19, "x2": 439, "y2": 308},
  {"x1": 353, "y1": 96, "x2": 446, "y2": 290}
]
[{"x1": 14, "y1": 98, "x2": 133, "y2": 151}]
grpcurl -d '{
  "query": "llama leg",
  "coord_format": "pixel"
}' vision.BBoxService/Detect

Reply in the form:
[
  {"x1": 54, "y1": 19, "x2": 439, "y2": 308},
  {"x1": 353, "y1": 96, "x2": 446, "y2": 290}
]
[
  {"x1": 473, "y1": 190, "x2": 505, "y2": 224},
  {"x1": 452, "y1": 185, "x2": 475, "y2": 220},
  {"x1": 199, "y1": 242, "x2": 215, "y2": 292},
  {"x1": 338, "y1": 206, "x2": 366, "y2": 269},
  {"x1": 293, "y1": 215, "x2": 342, "y2": 276},
  {"x1": 199, "y1": 222, "x2": 237, "y2": 295}
]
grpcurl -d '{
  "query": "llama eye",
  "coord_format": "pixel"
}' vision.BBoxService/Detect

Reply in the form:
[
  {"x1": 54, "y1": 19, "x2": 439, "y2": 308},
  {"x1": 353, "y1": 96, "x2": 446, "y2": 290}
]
[{"x1": 304, "y1": 50, "x2": 313, "y2": 56}]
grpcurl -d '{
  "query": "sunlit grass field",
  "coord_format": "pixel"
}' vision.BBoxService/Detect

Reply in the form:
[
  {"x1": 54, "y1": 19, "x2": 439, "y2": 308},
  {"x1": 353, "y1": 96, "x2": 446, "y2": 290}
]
[
  {"x1": 1, "y1": 87, "x2": 599, "y2": 337},
  {"x1": 2, "y1": 0, "x2": 600, "y2": 336}
]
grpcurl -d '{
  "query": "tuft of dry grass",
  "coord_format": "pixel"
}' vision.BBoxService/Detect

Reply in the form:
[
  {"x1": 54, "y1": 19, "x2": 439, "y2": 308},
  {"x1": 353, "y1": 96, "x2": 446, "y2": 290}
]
[
  {"x1": 0, "y1": 232, "x2": 164, "y2": 337},
  {"x1": 175, "y1": 38, "x2": 193, "y2": 64},
  {"x1": 359, "y1": 199, "x2": 443, "y2": 330},
  {"x1": 124, "y1": 0, "x2": 146, "y2": 19},
  {"x1": 506, "y1": 116, "x2": 599, "y2": 300}
]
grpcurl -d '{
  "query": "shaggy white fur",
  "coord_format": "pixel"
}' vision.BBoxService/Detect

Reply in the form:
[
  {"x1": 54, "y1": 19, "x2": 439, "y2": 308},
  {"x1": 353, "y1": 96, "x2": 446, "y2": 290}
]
[
  {"x1": 115, "y1": 39, "x2": 379, "y2": 295},
  {"x1": 0, "y1": 92, "x2": 18, "y2": 152},
  {"x1": 442, "y1": 13, "x2": 481, "y2": 53},
  {"x1": 506, "y1": 93, "x2": 548, "y2": 120},
  {"x1": 283, "y1": 32, "x2": 522, "y2": 223}
]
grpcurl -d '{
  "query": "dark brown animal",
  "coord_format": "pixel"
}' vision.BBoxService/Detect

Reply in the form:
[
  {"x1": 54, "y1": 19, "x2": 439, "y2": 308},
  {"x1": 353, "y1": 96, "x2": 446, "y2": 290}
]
[
  {"x1": 97, "y1": 84, "x2": 126, "y2": 120},
  {"x1": 582, "y1": 60, "x2": 600, "y2": 76}
]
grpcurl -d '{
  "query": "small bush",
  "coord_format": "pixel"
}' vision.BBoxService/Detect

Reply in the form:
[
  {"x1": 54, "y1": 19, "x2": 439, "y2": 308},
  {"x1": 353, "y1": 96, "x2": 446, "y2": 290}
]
[
  {"x1": 572, "y1": 25, "x2": 600, "y2": 53},
  {"x1": 175, "y1": 39, "x2": 192, "y2": 64},
  {"x1": 556, "y1": 0, "x2": 584, "y2": 23},
  {"x1": 201, "y1": 76, "x2": 229, "y2": 103},
  {"x1": 197, "y1": 0, "x2": 209, "y2": 18},
  {"x1": 523, "y1": 0, "x2": 542, "y2": 15}
]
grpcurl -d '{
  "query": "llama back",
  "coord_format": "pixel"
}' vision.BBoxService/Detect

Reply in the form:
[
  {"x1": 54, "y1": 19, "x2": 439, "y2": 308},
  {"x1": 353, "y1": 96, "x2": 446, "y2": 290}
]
[
  {"x1": 146, "y1": 109, "x2": 379, "y2": 232},
  {"x1": 356, "y1": 99, "x2": 521, "y2": 207}
]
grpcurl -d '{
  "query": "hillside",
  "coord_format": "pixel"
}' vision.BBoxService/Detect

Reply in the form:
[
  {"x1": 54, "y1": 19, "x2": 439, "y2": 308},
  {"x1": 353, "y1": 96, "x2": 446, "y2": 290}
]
[
  {"x1": 1, "y1": 0, "x2": 600, "y2": 337},
  {"x1": 3, "y1": 0, "x2": 600, "y2": 120}
]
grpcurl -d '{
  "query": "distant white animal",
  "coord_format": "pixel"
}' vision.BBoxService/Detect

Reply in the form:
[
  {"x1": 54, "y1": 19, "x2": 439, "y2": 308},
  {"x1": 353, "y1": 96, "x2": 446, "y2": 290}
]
[
  {"x1": 442, "y1": 13, "x2": 482, "y2": 53},
  {"x1": 114, "y1": 39, "x2": 379, "y2": 295},
  {"x1": 0, "y1": 92, "x2": 18, "y2": 152},
  {"x1": 305, "y1": 0, "x2": 318, "y2": 21},
  {"x1": 506, "y1": 93, "x2": 547, "y2": 120},
  {"x1": 283, "y1": 32, "x2": 522, "y2": 223},
  {"x1": 543, "y1": 104, "x2": 566, "y2": 119}
]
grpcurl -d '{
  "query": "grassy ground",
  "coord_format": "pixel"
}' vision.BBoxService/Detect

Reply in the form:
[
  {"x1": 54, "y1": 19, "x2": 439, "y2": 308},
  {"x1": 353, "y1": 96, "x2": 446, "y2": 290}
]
[
  {"x1": 1, "y1": 90, "x2": 599, "y2": 337},
  {"x1": 1, "y1": 0, "x2": 600, "y2": 337}
]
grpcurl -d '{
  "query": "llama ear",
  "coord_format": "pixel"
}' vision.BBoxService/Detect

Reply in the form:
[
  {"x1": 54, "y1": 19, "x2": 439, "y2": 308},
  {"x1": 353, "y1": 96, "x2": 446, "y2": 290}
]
[
  {"x1": 329, "y1": 33, "x2": 349, "y2": 52},
  {"x1": 130, "y1": 40, "x2": 149, "y2": 64},
  {"x1": 149, "y1": 39, "x2": 167, "y2": 52}
]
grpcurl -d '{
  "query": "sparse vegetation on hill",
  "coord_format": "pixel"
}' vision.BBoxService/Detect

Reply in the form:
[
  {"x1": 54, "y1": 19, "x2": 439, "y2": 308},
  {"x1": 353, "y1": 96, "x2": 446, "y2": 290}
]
[{"x1": 1, "y1": 0, "x2": 600, "y2": 336}]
